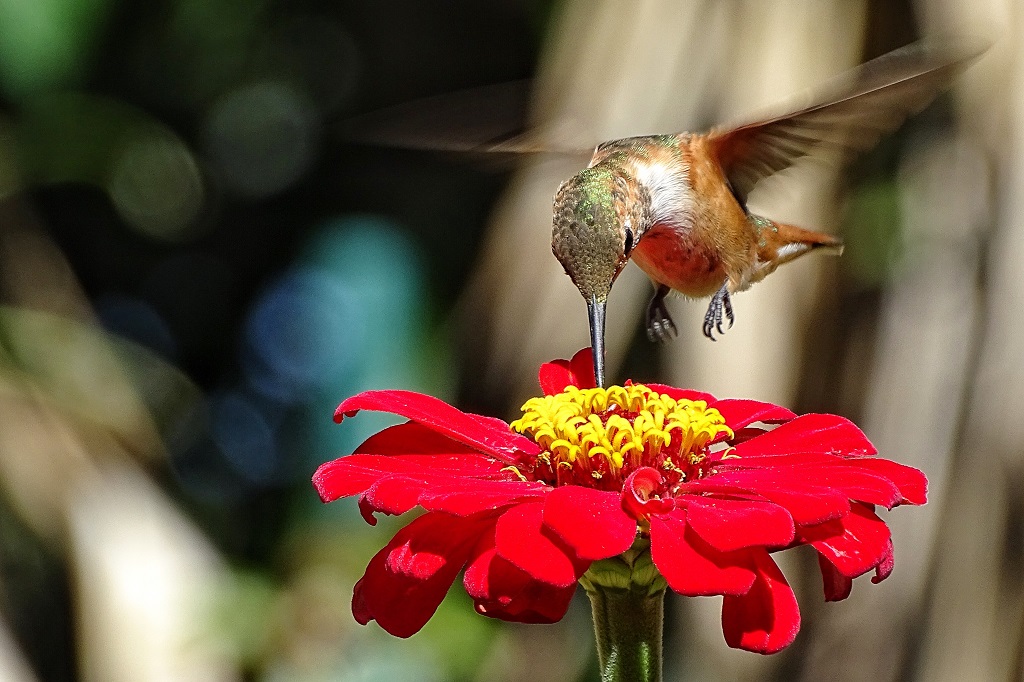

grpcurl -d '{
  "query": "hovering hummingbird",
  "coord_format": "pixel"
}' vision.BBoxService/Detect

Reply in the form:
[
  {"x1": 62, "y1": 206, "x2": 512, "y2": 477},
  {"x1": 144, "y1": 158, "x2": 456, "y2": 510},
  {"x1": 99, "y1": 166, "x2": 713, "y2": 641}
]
[
  {"x1": 343, "y1": 39, "x2": 986, "y2": 387},
  {"x1": 549, "y1": 40, "x2": 984, "y2": 386}
]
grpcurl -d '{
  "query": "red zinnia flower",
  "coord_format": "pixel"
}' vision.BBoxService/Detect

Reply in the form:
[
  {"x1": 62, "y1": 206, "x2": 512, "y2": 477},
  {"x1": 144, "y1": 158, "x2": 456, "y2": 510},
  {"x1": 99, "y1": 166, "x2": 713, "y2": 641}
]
[{"x1": 313, "y1": 349, "x2": 926, "y2": 653}]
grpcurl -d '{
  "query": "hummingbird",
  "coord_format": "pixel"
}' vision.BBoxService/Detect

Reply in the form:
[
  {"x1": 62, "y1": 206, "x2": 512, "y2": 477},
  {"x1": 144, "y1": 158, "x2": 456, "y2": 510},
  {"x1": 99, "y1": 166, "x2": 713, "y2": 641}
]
[
  {"x1": 549, "y1": 39, "x2": 984, "y2": 386},
  {"x1": 341, "y1": 38, "x2": 986, "y2": 388}
]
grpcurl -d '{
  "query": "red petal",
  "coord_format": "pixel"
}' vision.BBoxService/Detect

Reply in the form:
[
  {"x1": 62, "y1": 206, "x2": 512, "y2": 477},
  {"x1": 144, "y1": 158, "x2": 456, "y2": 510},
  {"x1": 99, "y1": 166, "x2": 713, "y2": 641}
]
[
  {"x1": 733, "y1": 414, "x2": 876, "y2": 458},
  {"x1": 750, "y1": 485, "x2": 850, "y2": 526},
  {"x1": 543, "y1": 486, "x2": 637, "y2": 560},
  {"x1": 871, "y1": 539, "x2": 895, "y2": 584},
  {"x1": 313, "y1": 456, "x2": 388, "y2": 502},
  {"x1": 352, "y1": 576, "x2": 372, "y2": 625},
  {"x1": 538, "y1": 362, "x2": 574, "y2": 395},
  {"x1": 353, "y1": 512, "x2": 492, "y2": 637},
  {"x1": 361, "y1": 476, "x2": 548, "y2": 522},
  {"x1": 464, "y1": 531, "x2": 576, "y2": 623},
  {"x1": 811, "y1": 466, "x2": 902, "y2": 508},
  {"x1": 684, "y1": 477, "x2": 850, "y2": 526},
  {"x1": 470, "y1": 413, "x2": 525, "y2": 436},
  {"x1": 360, "y1": 476, "x2": 425, "y2": 518},
  {"x1": 538, "y1": 348, "x2": 596, "y2": 394},
  {"x1": 419, "y1": 480, "x2": 548, "y2": 516},
  {"x1": 800, "y1": 503, "x2": 892, "y2": 578},
  {"x1": 313, "y1": 452, "x2": 507, "y2": 503},
  {"x1": 494, "y1": 502, "x2": 587, "y2": 587},
  {"x1": 644, "y1": 384, "x2": 716, "y2": 403},
  {"x1": 682, "y1": 497, "x2": 794, "y2": 552},
  {"x1": 567, "y1": 348, "x2": 598, "y2": 388},
  {"x1": 848, "y1": 459, "x2": 928, "y2": 505},
  {"x1": 718, "y1": 451, "x2": 845, "y2": 468},
  {"x1": 355, "y1": 421, "x2": 482, "y2": 456},
  {"x1": 649, "y1": 511, "x2": 756, "y2": 596},
  {"x1": 716, "y1": 450, "x2": 901, "y2": 503},
  {"x1": 621, "y1": 468, "x2": 674, "y2": 519},
  {"x1": 712, "y1": 399, "x2": 796, "y2": 430},
  {"x1": 721, "y1": 552, "x2": 801, "y2": 654},
  {"x1": 817, "y1": 554, "x2": 853, "y2": 601},
  {"x1": 334, "y1": 390, "x2": 539, "y2": 461}
]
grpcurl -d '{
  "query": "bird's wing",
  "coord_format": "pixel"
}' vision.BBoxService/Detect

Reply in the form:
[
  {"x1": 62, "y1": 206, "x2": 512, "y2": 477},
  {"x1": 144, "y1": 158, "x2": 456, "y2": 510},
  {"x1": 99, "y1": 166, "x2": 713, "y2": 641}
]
[
  {"x1": 336, "y1": 79, "x2": 593, "y2": 158},
  {"x1": 706, "y1": 38, "x2": 988, "y2": 205}
]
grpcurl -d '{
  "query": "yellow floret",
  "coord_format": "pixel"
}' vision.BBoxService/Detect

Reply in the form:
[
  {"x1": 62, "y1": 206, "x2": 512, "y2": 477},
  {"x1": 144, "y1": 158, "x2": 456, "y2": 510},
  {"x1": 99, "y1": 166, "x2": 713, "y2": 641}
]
[{"x1": 511, "y1": 384, "x2": 732, "y2": 474}]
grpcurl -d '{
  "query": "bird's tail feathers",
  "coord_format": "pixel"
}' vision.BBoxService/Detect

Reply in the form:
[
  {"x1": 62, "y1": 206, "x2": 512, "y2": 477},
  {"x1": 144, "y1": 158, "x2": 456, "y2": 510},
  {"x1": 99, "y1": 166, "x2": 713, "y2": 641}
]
[{"x1": 773, "y1": 222, "x2": 844, "y2": 262}]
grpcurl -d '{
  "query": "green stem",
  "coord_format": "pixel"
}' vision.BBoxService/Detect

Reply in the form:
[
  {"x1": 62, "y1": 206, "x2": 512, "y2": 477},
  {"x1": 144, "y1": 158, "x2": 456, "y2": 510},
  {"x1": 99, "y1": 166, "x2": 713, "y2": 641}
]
[{"x1": 584, "y1": 583, "x2": 665, "y2": 682}]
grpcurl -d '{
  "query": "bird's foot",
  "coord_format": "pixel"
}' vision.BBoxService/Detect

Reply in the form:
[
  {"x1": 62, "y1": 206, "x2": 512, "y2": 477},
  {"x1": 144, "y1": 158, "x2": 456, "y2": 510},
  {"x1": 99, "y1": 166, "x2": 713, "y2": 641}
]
[
  {"x1": 702, "y1": 284, "x2": 734, "y2": 341},
  {"x1": 646, "y1": 285, "x2": 677, "y2": 343}
]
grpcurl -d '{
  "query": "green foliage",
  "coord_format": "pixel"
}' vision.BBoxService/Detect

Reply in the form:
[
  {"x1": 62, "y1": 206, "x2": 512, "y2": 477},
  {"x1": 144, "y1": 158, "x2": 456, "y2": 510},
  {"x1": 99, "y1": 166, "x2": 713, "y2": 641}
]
[{"x1": 0, "y1": 0, "x2": 112, "y2": 97}]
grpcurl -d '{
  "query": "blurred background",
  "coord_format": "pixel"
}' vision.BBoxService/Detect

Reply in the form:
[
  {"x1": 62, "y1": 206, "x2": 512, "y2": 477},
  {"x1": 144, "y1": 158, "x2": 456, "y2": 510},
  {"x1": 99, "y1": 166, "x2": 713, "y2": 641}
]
[{"x1": 0, "y1": 0, "x2": 1016, "y2": 680}]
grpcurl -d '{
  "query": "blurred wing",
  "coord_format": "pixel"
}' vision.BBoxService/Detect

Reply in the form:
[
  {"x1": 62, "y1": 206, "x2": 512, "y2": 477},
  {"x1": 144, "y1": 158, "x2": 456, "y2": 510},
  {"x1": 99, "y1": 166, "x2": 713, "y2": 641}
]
[
  {"x1": 708, "y1": 38, "x2": 988, "y2": 204},
  {"x1": 337, "y1": 80, "x2": 592, "y2": 157}
]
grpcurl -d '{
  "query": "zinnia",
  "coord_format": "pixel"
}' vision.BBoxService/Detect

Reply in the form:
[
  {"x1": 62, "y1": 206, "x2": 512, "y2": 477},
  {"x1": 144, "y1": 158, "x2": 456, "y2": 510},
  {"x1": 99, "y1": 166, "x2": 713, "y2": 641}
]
[{"x1": 313, "y1": 349, "x2": 925, "y2": 654}]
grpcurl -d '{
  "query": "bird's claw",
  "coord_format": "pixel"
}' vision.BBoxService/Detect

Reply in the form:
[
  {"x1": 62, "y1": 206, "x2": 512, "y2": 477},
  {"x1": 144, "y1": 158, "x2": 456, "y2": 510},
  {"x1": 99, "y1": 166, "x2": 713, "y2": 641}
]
[
  {"x1": 702, "y1": 285, "x2": 734, "y2": 341},
  {"x1": 646, "y1": 285, "x2": 677, "y2": 343}
]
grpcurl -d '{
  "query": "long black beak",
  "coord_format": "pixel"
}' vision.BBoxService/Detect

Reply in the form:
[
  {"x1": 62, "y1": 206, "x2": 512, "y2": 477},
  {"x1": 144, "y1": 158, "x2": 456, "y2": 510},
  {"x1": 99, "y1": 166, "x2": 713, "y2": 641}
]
[{"x1": 586, "y1": 295, "x2": 606, "y2": 388}]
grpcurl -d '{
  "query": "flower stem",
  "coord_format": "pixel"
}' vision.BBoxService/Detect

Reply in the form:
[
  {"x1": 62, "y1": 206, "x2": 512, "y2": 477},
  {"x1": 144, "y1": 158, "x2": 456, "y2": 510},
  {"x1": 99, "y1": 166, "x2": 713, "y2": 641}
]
[{"x1": 584, "y1": 583, "x2": 665, "y2": 682}]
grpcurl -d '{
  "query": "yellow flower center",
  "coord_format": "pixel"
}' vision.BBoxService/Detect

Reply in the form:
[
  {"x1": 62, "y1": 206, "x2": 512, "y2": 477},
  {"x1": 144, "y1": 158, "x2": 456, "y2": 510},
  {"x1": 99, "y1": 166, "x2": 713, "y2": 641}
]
[{"x1": 509, "y1": 384, "x2": 732, "y2": 490}]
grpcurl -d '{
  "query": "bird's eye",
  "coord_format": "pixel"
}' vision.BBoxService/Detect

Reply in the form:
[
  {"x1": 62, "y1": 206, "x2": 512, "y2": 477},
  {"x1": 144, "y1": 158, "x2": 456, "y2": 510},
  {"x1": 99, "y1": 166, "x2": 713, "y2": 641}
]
[{"x1": 624, "y1": 228, "x2": 634, "y2": 254}]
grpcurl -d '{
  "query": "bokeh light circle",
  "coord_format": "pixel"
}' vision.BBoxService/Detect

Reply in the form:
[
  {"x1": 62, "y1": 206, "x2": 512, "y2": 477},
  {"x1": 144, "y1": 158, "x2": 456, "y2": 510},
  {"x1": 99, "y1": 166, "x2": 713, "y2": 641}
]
[
  {"x1": 204, "y1": 81, "x2": 318, "y2": 197},
  {"x1": 243, "y1": 267, "x2": 364, "y2": 402},
  {"x1": 107, "y1": 130, "x2": 205, "y2": 241}
]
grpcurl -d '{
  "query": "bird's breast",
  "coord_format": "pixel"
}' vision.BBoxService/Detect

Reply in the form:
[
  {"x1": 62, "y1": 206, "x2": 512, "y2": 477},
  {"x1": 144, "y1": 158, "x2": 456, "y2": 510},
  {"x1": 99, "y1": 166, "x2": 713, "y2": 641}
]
[{"x1": 630, "y1": 223, "x2": 727, "y2": 298}]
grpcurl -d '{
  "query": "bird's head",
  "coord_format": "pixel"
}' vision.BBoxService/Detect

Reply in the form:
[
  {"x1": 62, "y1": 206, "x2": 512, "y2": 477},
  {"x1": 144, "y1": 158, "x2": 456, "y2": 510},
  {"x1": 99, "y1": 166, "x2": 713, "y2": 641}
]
[{"x1": 551, "y1": 166, "x2": 640, "y2": 388}]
